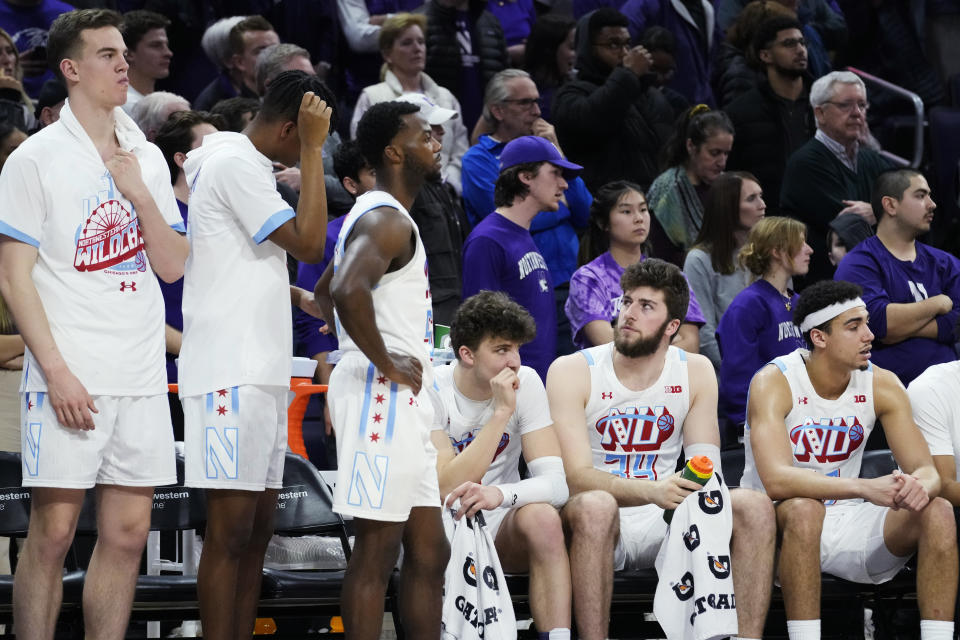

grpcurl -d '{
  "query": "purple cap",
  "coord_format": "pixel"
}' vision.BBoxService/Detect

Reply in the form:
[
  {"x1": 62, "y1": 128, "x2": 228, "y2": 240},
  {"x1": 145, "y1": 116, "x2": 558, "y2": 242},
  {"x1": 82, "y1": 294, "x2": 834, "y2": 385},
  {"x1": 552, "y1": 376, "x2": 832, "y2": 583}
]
[{"x1": 499, "y1": 135, "x2": 583, "y2": 179}]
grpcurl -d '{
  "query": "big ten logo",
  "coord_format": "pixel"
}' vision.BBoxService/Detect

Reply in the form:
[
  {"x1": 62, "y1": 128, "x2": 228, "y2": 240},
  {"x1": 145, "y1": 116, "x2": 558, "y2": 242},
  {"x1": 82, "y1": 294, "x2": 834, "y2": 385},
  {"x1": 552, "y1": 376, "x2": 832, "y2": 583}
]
[
  {"x1": 789, "y1": 416, "x2": 865, "y2": 463},
  {"x1": 854, "y1": 394, "x2": 866, "y2": 403},
  {"x1": 595, "y1": 405, "x2": 675, "y2": 453},
  {"x1": 275, "y1": 486, "x2": 309, "y2": 510}
]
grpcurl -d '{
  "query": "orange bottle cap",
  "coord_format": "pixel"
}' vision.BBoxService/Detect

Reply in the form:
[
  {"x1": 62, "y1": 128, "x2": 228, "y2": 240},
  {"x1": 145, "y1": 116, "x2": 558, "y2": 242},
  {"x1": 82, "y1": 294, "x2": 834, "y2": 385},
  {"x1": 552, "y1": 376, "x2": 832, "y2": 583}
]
[{"x1": 688, "y1": 455, "x2": 714, "y2": 478}]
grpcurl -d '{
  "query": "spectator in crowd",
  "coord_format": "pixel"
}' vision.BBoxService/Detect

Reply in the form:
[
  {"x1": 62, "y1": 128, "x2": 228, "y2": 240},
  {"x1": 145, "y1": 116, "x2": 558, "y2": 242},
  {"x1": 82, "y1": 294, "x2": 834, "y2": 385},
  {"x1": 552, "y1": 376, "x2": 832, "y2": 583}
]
[
  {"x1": 486, "y1": 0, "x2": 537, "y2": 65},
  {"x1": 255, "y1": 42, "x2": 314, "y2": 96},
  {"x1": 463, "y1": 135, "x2": 583, "y2": 381},
  {"x1": 548, "y1": 258, "x2": 776, "y2": 640},
  {"x1": 908, "y1": 359, "x2": 960, "y2": 507},
  {"x1": 826, "y1": 211, "x2": 872, "y2": 267},
  {"x1": 718, "y1": 0, "x2": 847, "y2": 80},
  {"x1": 423, "y1": 0, "x2": 508, "y2": 135},
  {"x1": 335, "y1": 0, "x2": 423, "y2": 103},
  {"x1": 618, "y1": 0, "x2": 723, "y2": 106},
  {"x1": 553, "y1": 9, "x2": 674, "y2": 193},
  {"x1": 639, "y1": 26, "x2": 688, "y2": 118},
  {"x1": 566, "y1": 180, "x2": 704, "y2": 353},
  {"x1": 0, "y1": 293, "x2": 20, "y2": 452},
  {"x1": 120, "y1": 10, "x2": 172, "y2": 115},
  {"x1": 33, "y1": 76, "x2": 65, "y2": 130},
  {"x1": 725, "y1": 16, "x2": 814, "y2": 216},
  {"x1": 194, "y1": 16, "x2": 278, "y2": 112},
  {"x1": 717, "y1": 216, "x2": 810, "y2": 433},
  {"x1": 193, "y1": 16, "x2": 243, "y2": 104},
  {"x1": 465, "y1": 69, "x2": 591, "y2": 285},
  {"x1": 0, "y1": 118, "x2": 24, "y2": 167},
  {"x1": 0, "y1": 0, "x2": 74, "y2": 98},
  {"x1": 834, "y1": 169, "x2": 960, "y2": 386},
  {"x1": 0, "y1": 27, "x2": 35, "y2": 129},
  {"x1": 130, "y1": 90, "x2": 189, "y2": 141},
  {"x1": 684, "y1": 171, "x2": 763, "y2": 369},
  {"x1": 0, "y1": 9, "x2": 190, "y2": 638},
  {"x1": 179, "y1": 71, "x2": 333, "y2": 640},
  {"x1": 780, "y1": 70, "x2": 893, "y2": 284},
  {"x1": 351, "y1": 13, "x2": 468, "y2": 194},
  {"x1": 523, "y1": 14, "x2": 576, "y2": 122},
  {"x1": 646, "y1": 106, "x2": 734, "y2": 265},
  {"x1": 713, "y1": 0, "x2": 796, "y2": 109},
  {"x1": 210, "y1": 95, "x2": 259, "y2": 132},
  {"x1": 395, "y1": 93, "x2": 469, "y2": 326},
  {"x1": 743, "y1": 279, "x2": 956, "y2": 640}
]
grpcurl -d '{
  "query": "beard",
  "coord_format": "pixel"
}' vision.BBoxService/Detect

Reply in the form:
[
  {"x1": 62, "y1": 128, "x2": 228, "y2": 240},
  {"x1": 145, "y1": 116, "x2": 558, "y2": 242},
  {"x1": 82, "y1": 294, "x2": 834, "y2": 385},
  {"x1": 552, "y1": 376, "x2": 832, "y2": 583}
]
[
  {"x1": 773, "y1": 61, "x2": 806, "y2": 79},
  {"x1": 402, "y1": 154, "x2": 442, "y2": 185},
  {"x1": 613, "y1": 317, "x2": 670, "y2": 358}
]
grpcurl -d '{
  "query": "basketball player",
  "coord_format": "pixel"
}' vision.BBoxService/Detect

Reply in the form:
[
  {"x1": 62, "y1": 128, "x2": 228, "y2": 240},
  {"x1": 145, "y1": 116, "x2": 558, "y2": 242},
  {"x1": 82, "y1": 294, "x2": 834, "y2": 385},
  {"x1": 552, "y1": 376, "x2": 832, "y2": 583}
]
[
  {"x1": 744, "y1": 279, "x2": 957, "y2": 640},
  {"x1": 0, "y1": 9, "x2": 188, "y2": 639},
  {"x1": 547, "y1": 258, "x2": 776, "y2": 640},
  {"x1": 313, "y1": 100, "x2": 448, "y2": 639}
]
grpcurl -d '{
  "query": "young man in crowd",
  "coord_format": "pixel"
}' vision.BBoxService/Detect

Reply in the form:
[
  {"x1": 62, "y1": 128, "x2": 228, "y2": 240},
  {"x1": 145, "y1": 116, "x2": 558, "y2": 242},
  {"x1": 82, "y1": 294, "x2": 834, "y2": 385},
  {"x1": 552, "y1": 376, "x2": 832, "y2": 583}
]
[{"x1": 120, "y1": 10, "x2": 172, "y2": 114}]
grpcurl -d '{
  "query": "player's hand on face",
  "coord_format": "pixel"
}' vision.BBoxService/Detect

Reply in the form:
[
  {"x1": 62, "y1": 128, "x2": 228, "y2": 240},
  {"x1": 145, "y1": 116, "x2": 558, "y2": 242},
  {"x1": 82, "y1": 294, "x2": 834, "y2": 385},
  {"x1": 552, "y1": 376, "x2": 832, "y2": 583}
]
[
  {"x1": 489, "y1": 367, "x2": 519, "y2": 415},
  {"x1": 531, "y1": 118, "x2": 558, "y2": 146},
  {"x1": 46, "y1": 367, "x2": 98, "y2": 431},
  {"x1": 385, "y1": 352, "x2": 423, "y2": 395},
  {"x1": 892, "y1": 469, "x2": 930, "y2": 512},
  {"x1": 297, "y1": 91, "x2": 332, "y2": 151},
  {"x1": 446, "y1": 481, "x2": 504, "y2": 520},
  {"x1": 650, "y1": 471, "x2": 701, "y2": 510},
  {"x1": 0, "y1": 69, "x2": 22, "y2": 92},
  {"x1": 623, "y1": 45, "x2": 653, "y2": 76},
  {"x1": 105, "y1": 149, "x2": 148, "y2": 202}
]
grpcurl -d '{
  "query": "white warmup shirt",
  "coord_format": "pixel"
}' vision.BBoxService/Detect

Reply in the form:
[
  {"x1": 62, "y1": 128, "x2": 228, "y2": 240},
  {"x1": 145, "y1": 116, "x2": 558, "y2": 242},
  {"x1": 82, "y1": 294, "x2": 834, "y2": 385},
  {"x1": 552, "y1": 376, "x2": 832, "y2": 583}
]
[
  {"x1": 178, "y1": 132, "x2": 296, "y2": 396},
  {"x1": 909, "y1": 360, "x2": 960, "y2": 478},
  {"x1": 431, "y1": 363, "x2": 552, "y2": 486},
  {"x1": 742, "y1": 349, "x2": 875, "y2": 506},
  {"x1": 0, "y1": 100, "x2": 182, "y2": 395}
]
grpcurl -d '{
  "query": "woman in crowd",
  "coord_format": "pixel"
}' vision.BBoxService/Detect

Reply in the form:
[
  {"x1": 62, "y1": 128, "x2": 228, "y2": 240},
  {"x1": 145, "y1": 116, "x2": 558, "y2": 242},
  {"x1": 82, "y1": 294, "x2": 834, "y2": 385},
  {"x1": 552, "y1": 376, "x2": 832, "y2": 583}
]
[
  {"x1": 716, "y1": 216, "x2": 811, "y2": 434},
  {"x1": 523, "y1": 14, "x2": 576, "y2": 122},
  {"x1": 565, "y1": 180, "x2": 706, "y2": 353},
  {"x1": 684, "y1": 171, "x2": 765, "y2": 369},
  {"x1": 349, "y1": 12, "x2": 468, "y2": 193},
  {"x1": 646, "y1": 106, "x2": 735, "y2": 265},
  {"x1": 0, "y1": 29, "x2": 36, "y2": 131}
]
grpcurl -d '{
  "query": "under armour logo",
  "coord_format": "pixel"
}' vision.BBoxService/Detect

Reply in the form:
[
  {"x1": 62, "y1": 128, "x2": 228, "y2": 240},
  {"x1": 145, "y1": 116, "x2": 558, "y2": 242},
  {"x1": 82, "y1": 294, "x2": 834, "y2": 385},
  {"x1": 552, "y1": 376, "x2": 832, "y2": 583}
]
[
  {"x1": 408, "y1": 398, "x2": 418, "y2": 407},
  {"x1": 120, "y1": 281, "x2": 137, "y2": 292},
  {"x1": 601, "y1": 392, "x2": 613, "y2": 400},
  {"x1": 798, "y1": 397, "x2": 808, "y2": 405}
]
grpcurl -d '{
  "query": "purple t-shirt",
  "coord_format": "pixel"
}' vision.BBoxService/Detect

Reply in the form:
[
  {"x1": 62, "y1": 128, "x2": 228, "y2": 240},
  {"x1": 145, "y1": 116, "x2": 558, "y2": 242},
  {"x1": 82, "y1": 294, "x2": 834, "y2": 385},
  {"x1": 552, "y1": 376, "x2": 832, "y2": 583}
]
[
  {"x1": 565, "y1": 251, "x2": 707, "y2": 349},
  {"x1": 293, "y1": 214, "x2": 346, "y2": 358},
  {"x1": 462, "y1": 212, "x2": 556, "y2": 380},
  {"x1": 834, "y1": 235, "x2": 960, "y2": 385},
  {"x1": 158, "y1": 199, "x2": 189, "y2": 383},
  {"x1": 716, "y1": 279, "x2": 805, "y2": 424},
  {"x1": 486, "y1": 0, "x2": 537, "y2": 46}
]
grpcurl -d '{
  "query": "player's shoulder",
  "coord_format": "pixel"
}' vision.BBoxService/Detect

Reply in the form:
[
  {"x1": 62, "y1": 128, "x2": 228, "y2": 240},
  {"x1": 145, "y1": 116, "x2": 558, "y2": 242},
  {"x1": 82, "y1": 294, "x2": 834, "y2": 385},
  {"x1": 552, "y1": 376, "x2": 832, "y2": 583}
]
[
  {"x1": 869, "y1": 363, "x2": 905, "y2": 393},
  {"x1": 909, "y1": 360, "x2": 960, "y2": 395},
  {"x1": 547, "y1": 349, "x2": 591, "y2": 381}
]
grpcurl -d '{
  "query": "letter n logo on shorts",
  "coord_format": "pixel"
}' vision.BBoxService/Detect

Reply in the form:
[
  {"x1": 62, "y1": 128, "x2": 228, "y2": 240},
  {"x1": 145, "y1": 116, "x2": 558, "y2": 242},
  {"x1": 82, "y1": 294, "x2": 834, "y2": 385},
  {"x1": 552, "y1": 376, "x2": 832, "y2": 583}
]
[
  {"x1": 347, "y1": 451, "x2": 389, "y2": 509},
  {"x1": 24, "y1": 422, "x2": 42, "y2": 477},
  {"x1": 205, "y1": 426, "x2": 239, "y2": 480}
]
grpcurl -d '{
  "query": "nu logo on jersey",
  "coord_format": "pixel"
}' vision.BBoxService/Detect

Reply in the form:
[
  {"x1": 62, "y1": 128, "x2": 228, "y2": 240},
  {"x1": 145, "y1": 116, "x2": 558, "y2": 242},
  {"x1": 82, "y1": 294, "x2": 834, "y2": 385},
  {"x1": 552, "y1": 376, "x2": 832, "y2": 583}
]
[
  {"x1": 74, "y1": 200, "x2": 145, "y2": 272},
  {"x1": 595, "y1": 405, "x2": 675, "y2": 453},
  {"x1": 683, "y1": 524, "x2": 700, "y2": 551},
  {"x1": 789, "y1": 416, "x2": 865, "y2": 463},
  {"x1": 450, "y1": 431, "x2": 510, "y2": 462},
  {"x1": 699, "y1": 490, "x2": 723, "y2": 514},
  {"x1": 672, "y1": 572, "x2": 695, "y2": 601},
  {"x1": 708, "y1": 554, "x2": 731, "y2": 579}
]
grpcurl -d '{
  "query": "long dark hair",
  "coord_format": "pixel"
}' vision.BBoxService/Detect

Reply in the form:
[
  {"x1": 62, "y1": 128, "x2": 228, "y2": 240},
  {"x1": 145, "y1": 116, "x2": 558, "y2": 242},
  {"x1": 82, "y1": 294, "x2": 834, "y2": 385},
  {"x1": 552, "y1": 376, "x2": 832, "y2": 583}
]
[
  {"x1": 525, "y1": 15, "x2": 575, "y2": 89},
  {"x1": 693, "y1": 171, "x2": 759, "y2": 274},
  {"x1": 579, "y1": 180, "x2": 649, "y2": 265},
  {"x1": 661, "y1": 105, "x2": 734, "y2": 170}
]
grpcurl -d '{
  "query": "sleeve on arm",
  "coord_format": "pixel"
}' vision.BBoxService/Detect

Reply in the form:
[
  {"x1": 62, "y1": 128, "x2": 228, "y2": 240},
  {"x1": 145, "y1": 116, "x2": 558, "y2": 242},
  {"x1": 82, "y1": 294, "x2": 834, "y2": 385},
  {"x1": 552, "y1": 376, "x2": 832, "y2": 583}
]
[
  {"x1": 336, "y1": 0, "x2": 382, "y2": 53},
  {"x1": 908, "y1": 378, "x2": 955, "y2": 457},
  {"x1": 218, "y1": 158, "x2": 295, "y2": 245},
  {"x1": 684, "y1": 251, "x2": 720, "y2": 366},
  {"x1": 461, "y1": 236, "x2": 505, "y2": 298},
  {"x1": 566, "y1": 266, "x2": 614, "y2": 343},
  {"x1": 461, "y1": 148, "x2": 498, "y2": 226},
  {"x1": 834, "y1": 251, "x2": 889, "y2": 340},
  {"x1": 0, "y1": 152, "x2": 43, "y2": 247}
]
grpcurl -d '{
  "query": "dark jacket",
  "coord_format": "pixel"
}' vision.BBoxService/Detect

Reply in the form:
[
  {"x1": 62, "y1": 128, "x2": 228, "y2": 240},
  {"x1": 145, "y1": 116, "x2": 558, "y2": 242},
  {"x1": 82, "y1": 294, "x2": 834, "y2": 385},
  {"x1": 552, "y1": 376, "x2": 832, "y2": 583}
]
[
  {"x1": 725, "y1": 80, "x2": 814, "y2": 215},
  {"x1": 421, "y1": 1, "x2": 508, "y2": 99},
  {"x1": 552, "y1": 12, "x2": 674, "y2": 192},
  {"x1": 712, "y1": 42, "x2": 763, "y2": 109}
]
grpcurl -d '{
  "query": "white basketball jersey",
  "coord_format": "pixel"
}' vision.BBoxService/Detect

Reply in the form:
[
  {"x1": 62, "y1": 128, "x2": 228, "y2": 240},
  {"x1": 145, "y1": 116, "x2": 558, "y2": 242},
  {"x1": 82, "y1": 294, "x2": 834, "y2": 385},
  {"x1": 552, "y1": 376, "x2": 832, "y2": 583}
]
[
  {"x1": 333, "y1": 191, "x2": 434, "y2": 368},
  {"x1": 583, "y1": 343, "x2": 690, "y2": 488},
  {"x1": 742, "y1": 349, "x2": 875, "y2": 506}
]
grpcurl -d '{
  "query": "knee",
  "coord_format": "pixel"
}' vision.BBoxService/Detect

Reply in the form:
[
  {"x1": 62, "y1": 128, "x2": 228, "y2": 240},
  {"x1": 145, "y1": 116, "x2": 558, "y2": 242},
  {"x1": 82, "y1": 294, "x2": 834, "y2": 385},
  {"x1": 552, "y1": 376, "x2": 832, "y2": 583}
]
[
  {"x1": 921, "y1": 497, "x2": 957, "y2": 549},
  {"x1": 564, "y1": 490, "x2": 618, "y2": 540},
  {"x1": 98, "y1": 516, "x2": 151, "y2": 558},
  {"x1": 732, "y1": 489, "x2": 776, "y2": 537},
  {"x1": 513, "y1": 504, "x2": 564, "y2": 553},
  {"x1": 28, "y1": 517, "x2": 78, "y2": 564},
  {"x1": 205, "y1": 519, "x2": 256, "y2": 558},
  {"x1": 776, "y1": 497, "x2": 825, "y2": 543}
]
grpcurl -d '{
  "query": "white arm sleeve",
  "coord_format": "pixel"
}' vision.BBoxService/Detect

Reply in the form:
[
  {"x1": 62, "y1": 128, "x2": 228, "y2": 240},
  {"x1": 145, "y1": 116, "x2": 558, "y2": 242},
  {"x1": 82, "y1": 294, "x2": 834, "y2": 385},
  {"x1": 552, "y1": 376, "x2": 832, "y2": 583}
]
[
  {"x1": 336, "y1": 0, "x2": 383, "y2": 53},
  {"x1": 684, "y1": 443, "x2": 722, "y2": 476},
  {"x1": 494, "y1": 455, "x2": 568, "y2": 510}
]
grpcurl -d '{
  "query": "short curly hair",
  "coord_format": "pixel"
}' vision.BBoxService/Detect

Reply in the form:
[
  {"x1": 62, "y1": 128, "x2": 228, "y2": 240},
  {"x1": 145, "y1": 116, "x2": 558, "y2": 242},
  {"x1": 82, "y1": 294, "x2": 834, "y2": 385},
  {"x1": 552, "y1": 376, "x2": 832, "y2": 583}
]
[
  {"x1": 793, "y1": 279, "x2": 863, "y2": 347},
  {"x1": 450, "y1": 291, "x2": 537, "y2": 358},
  {"x1": 620, "y1": 258, "x2": 689, "y2": 324},
  {"x1": 356, "y1": 100, "x2": 420, "y2": 172}
]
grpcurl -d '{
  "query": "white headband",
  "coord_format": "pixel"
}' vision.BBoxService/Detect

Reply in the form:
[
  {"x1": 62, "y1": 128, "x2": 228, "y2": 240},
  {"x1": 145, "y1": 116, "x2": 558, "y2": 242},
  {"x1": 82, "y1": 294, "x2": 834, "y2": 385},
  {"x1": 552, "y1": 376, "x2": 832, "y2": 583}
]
[{"x1": 799, "y1": 297, "x2": 865, "y2": 333}]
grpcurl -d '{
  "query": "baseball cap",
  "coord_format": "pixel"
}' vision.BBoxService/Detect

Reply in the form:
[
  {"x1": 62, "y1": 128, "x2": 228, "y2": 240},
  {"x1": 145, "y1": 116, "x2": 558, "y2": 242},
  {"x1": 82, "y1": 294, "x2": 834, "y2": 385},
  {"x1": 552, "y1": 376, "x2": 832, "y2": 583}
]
[
  {"x1": 499, "y1": 135, "x2": 582, "y2": 179},
  {"x1": 35, "y1": 78, "x2": 67, "y2": 118},
  {"x1": 394, "y1": 92, "x2": 458, "y2": 126}
]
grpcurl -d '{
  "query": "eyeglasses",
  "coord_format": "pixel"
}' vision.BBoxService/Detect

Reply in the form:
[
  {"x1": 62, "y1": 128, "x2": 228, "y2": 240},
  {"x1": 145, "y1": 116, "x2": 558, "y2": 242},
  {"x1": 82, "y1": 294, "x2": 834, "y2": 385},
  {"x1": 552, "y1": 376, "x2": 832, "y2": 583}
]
[
  {"x1": 594, "y1": 39, "x2": 631, "y2": 51},
  {"x1": 501, "y1": 97, "x2": 540, "y2": 109},
  {"x1": 823, "y1": 100, "x2": 870, "y2": 113},
  {"x1": 774, "y1": 37, "x2": 807, "y2": 49}
]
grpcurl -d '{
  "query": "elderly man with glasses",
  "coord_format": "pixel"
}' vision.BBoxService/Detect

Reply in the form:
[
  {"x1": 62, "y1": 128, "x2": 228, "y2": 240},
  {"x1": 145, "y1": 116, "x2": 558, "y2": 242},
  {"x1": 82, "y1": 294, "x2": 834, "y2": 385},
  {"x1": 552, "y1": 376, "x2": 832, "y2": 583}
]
[{"x1": 780, "y1": 70, "x2": 895, "y2": 284}]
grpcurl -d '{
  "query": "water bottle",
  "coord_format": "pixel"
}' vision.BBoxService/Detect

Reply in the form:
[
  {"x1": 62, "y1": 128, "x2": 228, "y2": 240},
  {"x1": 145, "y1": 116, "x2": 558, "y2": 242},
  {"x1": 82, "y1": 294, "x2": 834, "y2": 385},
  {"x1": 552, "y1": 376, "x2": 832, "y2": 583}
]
[{"x1": 663, "y1": 455, "x2": 714, "y2": 524}]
